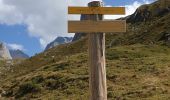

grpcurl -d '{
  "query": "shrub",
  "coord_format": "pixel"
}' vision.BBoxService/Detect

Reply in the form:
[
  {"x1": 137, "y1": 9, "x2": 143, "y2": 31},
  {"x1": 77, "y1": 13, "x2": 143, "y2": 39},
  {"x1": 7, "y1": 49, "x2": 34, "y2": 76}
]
[
  {"x1": 45, "y1": 79, "x2": 66, "y2": 90},
  {"x1": 16, "y1": 82, "x2": 40, "y2": 98},
  {"x1": 32, "y1": 75, "x2": 44, "y2": 84}
]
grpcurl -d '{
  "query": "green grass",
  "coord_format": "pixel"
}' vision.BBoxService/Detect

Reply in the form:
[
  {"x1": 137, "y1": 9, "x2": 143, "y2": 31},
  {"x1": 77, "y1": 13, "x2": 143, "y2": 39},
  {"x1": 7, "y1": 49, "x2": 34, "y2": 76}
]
[
  {"x1": 0, "y1": 60, "x2": 5, "y2": 66},
  {"x1": 1, "y1": 44, "x2": 170, "y2": 99},
  {"x1": 0, "y1": 60, "x2": 6, "y2": 79}
]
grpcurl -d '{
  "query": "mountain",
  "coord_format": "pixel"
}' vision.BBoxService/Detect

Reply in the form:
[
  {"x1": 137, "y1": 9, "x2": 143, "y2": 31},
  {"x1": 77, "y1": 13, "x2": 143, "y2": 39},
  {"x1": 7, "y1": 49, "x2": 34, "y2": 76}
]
[
  {"x1": 126, "y1": 0, "x2": 170, "y2": 23},
  {"x1": 73, "y1": 0, "x2": 170, "y2": 42},
  {"x1": 0, "y1": 42, "x2": 12, "y2": 60},
  {"x1": 9, "y1": 49, "x2": 29, "y2": 59},
  {"x1": 45, "y1": 37, "x2": 73, "y2": 50},
  {"x1": 0, "y1": 0, "x2": 170, "y2": 99},
  {"x1": 0, "y1": 42, "x2": 29, "y2": 60},
  {"x1": 109, "y1": 0, "x2": 170, "y2": 46}
]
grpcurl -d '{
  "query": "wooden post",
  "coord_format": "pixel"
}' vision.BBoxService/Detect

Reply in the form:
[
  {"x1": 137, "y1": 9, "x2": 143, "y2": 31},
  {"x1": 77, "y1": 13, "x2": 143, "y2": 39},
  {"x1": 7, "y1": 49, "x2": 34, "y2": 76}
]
[
  {"x1": 68, "y1": 2, "x2": 126, "y2": 100},
  {"x1": 160, "y1": 0, "x2": 170, "y2": 8},
  {"x1": 88, "y1": 1, "x2": 107, "y2": 100}
]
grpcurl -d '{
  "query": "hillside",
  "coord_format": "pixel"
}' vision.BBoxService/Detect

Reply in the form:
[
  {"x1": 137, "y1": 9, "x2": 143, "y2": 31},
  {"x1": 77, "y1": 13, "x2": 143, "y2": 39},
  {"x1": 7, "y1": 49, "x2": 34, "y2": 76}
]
[
  {"x1": 0, "y1": 60, "x2": 6, "y2": 73},
  {"x1": 127, "y1": 0, "x2": 170, "y2": 23},
  {"x1": 1, "y1": 44, "x2": 170, "y2": 100},
  {"x1": 9, "y1": 50, "x2": 29, "y2": 59},
  {"x1": 0, "y1": 0, "x2": 170, "y2": 99}
]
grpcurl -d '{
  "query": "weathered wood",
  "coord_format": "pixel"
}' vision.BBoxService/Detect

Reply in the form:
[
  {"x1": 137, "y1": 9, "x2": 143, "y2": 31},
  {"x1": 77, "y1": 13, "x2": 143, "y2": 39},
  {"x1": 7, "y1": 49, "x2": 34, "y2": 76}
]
[
  {"x1": 160, "y1": 0, "x2": 170, "y2": 8},
  {"x1": 68, "y1": 20, "x2": 126, "y2": 33},
  {"x1": 88, "y1": 1, "x2": 107, "y2": 100},
  {"x1": 68, "y1": 1, "x2": 126, "y2": 100},
  {"x1": 68, "y1": 7, "x2": 125, "y2": 15}
]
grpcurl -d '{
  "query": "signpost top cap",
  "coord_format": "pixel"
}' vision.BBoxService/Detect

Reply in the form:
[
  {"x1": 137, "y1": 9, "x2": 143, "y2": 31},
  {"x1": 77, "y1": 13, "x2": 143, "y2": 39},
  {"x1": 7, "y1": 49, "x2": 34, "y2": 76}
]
[{"x1": 88, "y1": 1, "x2": 103, "y2": 7}]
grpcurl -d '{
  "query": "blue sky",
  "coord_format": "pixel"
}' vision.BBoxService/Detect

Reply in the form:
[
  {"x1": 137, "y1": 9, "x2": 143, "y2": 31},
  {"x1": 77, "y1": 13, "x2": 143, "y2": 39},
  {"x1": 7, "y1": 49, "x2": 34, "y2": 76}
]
[
  {"x1": 0, "y1": 0, "x2": 155, "y2": 56},
  {"x1": 0, "y1": 24, "x2": 41, "y2": 56},
  {"x1": 104, "y1": 0, "x2": 153, "y2": 6}
]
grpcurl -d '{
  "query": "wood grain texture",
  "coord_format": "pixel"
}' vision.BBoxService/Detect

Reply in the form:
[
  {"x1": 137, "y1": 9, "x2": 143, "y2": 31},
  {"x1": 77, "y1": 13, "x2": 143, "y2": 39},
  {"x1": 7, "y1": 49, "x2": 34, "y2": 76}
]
[
  {"x1": 87, "y1": 1, "x2": 107, "y2": 100},
  {"x1": 68, "y1": 20, "x2": 126, "y2": 33},
  {"x1": 68, "y1": 7, "x2": 125, "y2": 15}
]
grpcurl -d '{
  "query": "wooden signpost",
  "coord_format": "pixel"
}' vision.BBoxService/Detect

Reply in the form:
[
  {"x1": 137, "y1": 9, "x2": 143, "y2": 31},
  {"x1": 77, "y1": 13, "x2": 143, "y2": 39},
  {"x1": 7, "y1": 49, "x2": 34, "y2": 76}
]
[
  {"x1": 68, "y1": 7, "x2": 125, "y2": 15},
  {"x1": 68, "y1": 1, "x2": 126, "y2": 100},
  {"x1": 68, "y1": 20, "x2": 126, "y2": 33}
]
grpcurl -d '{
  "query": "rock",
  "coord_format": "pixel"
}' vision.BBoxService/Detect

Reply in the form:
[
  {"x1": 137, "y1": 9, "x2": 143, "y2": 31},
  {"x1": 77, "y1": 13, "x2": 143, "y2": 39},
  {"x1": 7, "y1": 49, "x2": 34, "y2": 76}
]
[
  {"x1": 45, "y1": 37, "x2": 73, "y2": 50},
  {"x1": 127, "y1": 0, "x2": 170, "y2": 23},
  {"x1": 0, "y1": 42, "x2": 12, "y2": 60}
]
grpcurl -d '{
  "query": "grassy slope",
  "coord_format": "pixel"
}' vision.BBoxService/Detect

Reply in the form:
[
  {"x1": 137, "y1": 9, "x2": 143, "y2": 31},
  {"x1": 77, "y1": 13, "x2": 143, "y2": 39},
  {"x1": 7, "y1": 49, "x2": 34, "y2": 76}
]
[
  {"x1": 0, "y1": 60, "x2": 5, "y2": 74},
  {"x1": 0, "y1": 38, "x2": 88, "y2": 81},
  {"x1": 106, "y1": 13, "x2": 170, "y2": 47},
  {"x1": 0, "y1": 60, "x2": 4, "y2": 66},
  {"x1": 0, "y1": 60, "x2": 11, "y2": 86},
  {"x1": 1, "y1": 44, "x2": 170, "y2": 100}
]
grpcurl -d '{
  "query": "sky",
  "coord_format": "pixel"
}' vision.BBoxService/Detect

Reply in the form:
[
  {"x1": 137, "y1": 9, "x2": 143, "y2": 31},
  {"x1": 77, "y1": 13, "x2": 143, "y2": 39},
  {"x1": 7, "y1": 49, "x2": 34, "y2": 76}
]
[{"x1": 0, "y1": 0, "x2": 156, "y2": 56}]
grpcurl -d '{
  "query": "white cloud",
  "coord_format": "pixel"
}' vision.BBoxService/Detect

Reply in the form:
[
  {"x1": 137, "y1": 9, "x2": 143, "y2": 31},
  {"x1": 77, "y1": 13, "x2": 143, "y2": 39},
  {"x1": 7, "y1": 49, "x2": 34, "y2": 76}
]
[
  {"x1": 104, "y1": 0, "x2": 153, "y2": 19},
  {"x1": 0, "y1": 0, "x2": 153, "y2": 48},
  {"x1": 7, "y1": 43, "x2": 25, "y2": 51},
  {"x1": 0, "y1": 0, "x2": 99, "y2": 48},
  {"x1": 0, "y1": 0, "x2": 23, "y2": 24}
]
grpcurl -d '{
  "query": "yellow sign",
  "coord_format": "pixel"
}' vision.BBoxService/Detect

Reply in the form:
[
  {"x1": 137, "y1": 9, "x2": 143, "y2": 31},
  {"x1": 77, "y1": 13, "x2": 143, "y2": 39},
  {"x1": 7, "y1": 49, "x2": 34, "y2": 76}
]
[
  {"x1": 68, "y1": 7, "x2": 125, "y2": 15},
  {"x1": 68, "y1": 20, "x2": 126, "y2": 33}
]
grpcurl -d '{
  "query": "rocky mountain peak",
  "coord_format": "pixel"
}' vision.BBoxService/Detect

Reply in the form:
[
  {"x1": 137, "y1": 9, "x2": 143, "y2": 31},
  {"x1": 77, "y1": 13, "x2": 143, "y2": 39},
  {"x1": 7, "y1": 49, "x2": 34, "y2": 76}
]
[
  {"x1": 45, "y1": 37, "x2": 73, "y2": 50},
  {"x1": 0, "y1": 42, "x2": 12, "y2": 60},
  {"x1": 9, "y1": 49, "x2": 29, "y2": 59}
]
